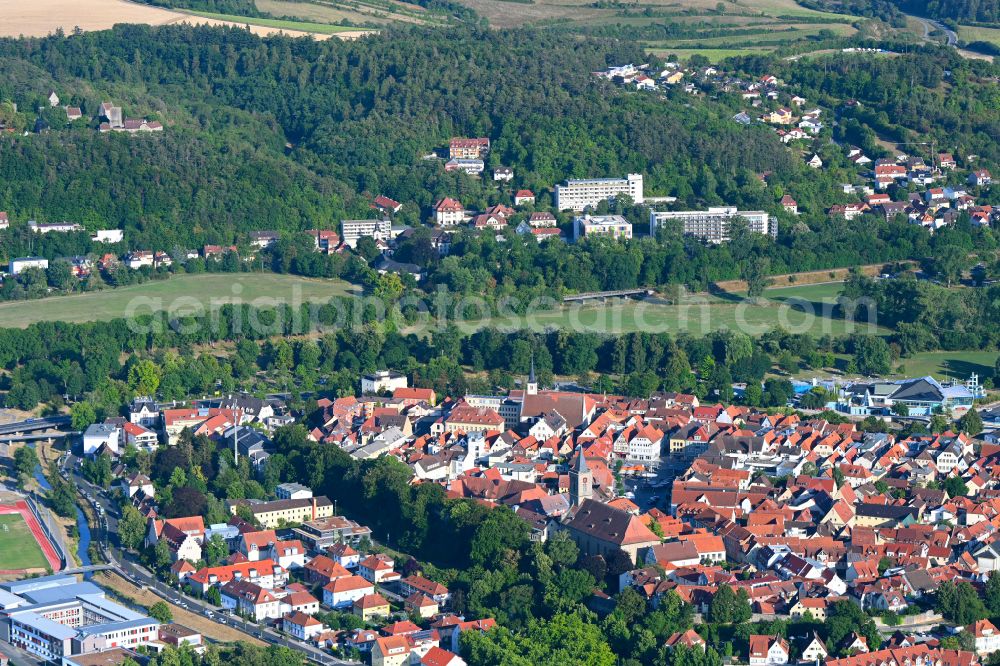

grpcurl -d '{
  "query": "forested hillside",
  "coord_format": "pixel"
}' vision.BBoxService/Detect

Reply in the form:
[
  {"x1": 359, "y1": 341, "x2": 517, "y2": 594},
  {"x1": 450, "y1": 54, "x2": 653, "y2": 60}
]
[
  {"x1": 0, "y1": 25, "x2": 790, "y2": 247},
  {"x1": 899, "y1": 0, "x2": 1000, "y2": 23}
]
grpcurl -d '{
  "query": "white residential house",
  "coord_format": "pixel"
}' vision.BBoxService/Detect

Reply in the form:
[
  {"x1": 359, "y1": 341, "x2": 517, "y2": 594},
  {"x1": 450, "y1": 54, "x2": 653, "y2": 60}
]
[
  {"x1": 749, "y1": 635, "x2": 789, "y2": 666},
  {"x1": 269, "y1": 540, "x2": 307, "y2": 569},
  {"x1": 9, "y1": 257, "x2": 49, "y2": 275},
  {"x1": 283, "y1": 612, "x2": 324, "y2": 641},
  {"x1": 800, "y1": 634, "x2": 828, "y2": 662},
  {"x1": 322, "y1": 575, "x2": 374, "y2": 609},
  {"x1": 361, "y1": 370, "x2": 407, "y2": 394},
  {"x1": 120, "y1": 473, "x2": 156, "y2": 499},
  {"x1": 129, "y1": 397, "x2": 158, "y2": 427},
  {"x1": 970, "y1": 620, "x2": 1000, "y2": 655},
  {"x1": 83, "y1": 423, "x2": 121, "y2": 456},
  {"x1": 434, "y1": 198, "x2": 465, "y2": 226}
]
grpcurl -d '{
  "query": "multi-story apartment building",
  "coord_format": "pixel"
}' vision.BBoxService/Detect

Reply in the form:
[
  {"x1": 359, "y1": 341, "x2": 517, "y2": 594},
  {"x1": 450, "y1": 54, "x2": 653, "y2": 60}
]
[
  {"x1": 434, "y1": 198, "x2": 465, "y2": 226},
  {"x1": 340, "y1": 219, "x2": 392, "y2": 248},
  {"x1": 448, "y1": 138, "x2": 490, "y2": 159},
  {"x1": 649, "y1": 207, "x2": 773, "y2": 243},
  {"x1": 241, "y1": 496, "x2": 335, "y2": 529},
  {"x1": 554, "y1": 174, "x2": 644, "y2": 211}
]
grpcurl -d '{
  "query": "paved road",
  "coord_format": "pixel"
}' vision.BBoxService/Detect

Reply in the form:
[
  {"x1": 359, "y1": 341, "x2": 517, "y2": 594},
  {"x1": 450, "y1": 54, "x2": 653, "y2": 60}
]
[
  {"x1": 63, "y1": 455, "x2": 357, "y2": 666},
  {"x1": 0, "y1": 416, "x2": 71, "y2": 436},
  {"x1": 622, "y1": 459, "x2": 687, "y2": 512},
  {"x1": 913, "y1": 15, "x2": 958, "y2": 46}
]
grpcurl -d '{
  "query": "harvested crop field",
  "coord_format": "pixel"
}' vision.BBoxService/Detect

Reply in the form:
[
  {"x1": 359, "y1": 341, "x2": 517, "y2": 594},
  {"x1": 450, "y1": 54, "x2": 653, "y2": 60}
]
[{"x1": 0, "y1": 0, "x2": 372, "y2": 39}]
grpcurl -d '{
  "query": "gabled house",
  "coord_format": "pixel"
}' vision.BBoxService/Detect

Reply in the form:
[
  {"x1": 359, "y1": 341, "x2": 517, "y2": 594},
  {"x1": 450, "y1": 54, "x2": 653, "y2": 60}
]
[
  {"x1": 322, "y1": 575, "x2": 374, "y2": 609},
  {"x1": 221, "y1": 579, "x2": 281, "y2": 621},
  {"x1": 780, "y1": 195, "x2": 798, "y2": 215},
  {"x1": 969, "y1": 619, "x2": 1000, "y2": 655},
  {"x1": 353, "y1": 593, "x2": 391, "y2": 622},
  {"x1": 969, "y1": 170, "x2": 992, "y2": 186},
  {"x1": 146, "y1": 516, "x2": 205, "y2": 562},
  {"x1": 514, "y1": 190, "x2": 535, "y2": 206},
  {"x1": 434, "y1": 198, "x2": 465, "y2": 226},
  {"x1": 749, "y1": 635, "x2": 789, "y2": 666},
  {"x1": 282, "y1": 611, "x2": 323, "y2": 640}
]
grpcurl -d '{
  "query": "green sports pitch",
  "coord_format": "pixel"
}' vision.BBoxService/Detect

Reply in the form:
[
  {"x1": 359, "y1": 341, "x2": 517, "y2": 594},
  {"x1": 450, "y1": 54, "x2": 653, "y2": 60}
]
[{"x1": 0, "y1": 514, "x2": 50, "y2": 571}]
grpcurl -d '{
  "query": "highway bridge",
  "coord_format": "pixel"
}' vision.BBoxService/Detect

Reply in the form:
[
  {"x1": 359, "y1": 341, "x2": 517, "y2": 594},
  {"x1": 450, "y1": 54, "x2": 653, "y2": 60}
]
[
  {"x1": 563, "y1": 288, "x2": 655, "y2": 302},
  {"x1": 0, "y1": 416, "x2": 71, "y2": 436},
  {"x1": 60, "y1": 564, "x2": 115, "y2": 576},
  {"x1": 0, "y1": 432, "x2": 78, "y2": 444}
]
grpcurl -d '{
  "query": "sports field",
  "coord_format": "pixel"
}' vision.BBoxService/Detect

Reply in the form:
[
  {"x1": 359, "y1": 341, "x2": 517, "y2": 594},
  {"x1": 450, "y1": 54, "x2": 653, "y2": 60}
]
[
  {"x1": 439, "y1": 283, "x2": 881, "y2": 337},
  {"x1": 0, "y1": 273, "x2": 358, "y2": 329},
  {"x1": 0, "y1": 514, "x2": 50, "y2": 572}
]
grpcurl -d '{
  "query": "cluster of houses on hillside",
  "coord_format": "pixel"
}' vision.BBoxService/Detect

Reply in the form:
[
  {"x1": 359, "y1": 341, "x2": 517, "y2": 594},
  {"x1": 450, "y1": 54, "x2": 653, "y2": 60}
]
[
  {"x1": 55, "y1": 93, "x2": 163, "y2": 134},
  {"x1": 828, "y1": 156, "x2": 996, "y2": 231},
  {"x1": 597, "y1": 63, "x2": 995, "y2": 228}
]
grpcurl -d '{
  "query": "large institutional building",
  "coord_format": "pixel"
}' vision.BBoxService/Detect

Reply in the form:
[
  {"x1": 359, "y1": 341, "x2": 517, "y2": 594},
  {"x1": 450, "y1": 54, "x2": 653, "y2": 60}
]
[
  {"x1": 0, "y1": 575, "x2": 159, "y2": 660},
  {"x1": 649, "y1": 207, "x2": 774, "y2": 243},
  {"x1": 340, "y1": 219, "x2": 392, "y2": 248},
  {"x1": 554, "y1": 174, "x2": 644, "y2": 211},
  {"x1": 573, "y1": 215, "x2": 633, "y2": 241}
]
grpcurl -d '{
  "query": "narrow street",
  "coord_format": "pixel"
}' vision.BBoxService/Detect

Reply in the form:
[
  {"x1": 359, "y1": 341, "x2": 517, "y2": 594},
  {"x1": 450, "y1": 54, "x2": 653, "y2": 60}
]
[{"x1": 62, "y1": 454, "x2": 357, "y2": 666}]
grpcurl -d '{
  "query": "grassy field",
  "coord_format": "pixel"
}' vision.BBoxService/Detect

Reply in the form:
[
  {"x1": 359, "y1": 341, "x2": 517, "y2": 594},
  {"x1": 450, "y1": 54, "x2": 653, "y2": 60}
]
[
  {"x1": 0, "y1": 514, "x2": 49, "y2": 571},
  {"x1": 646, "y1": 47, "x2": 769, "y2": 61},
  {"x1": 957, "y1": 24, "x2": 1000, "y2": 46},
  {"x1": 0, "y1": 273, "x2": 358, "y2": 329},
  {"x1": 182, "y1": 10, "x2": 370, "y2": 33},
  {"x1": 643, "y1": 22, "x2": 855, "y2": 50},
  {"x1": 452, "y1": 0, "x2": 858, "y2": 29},
  {"x1": 895, "y1": 350, "x2": 999, "y2": 381},
  {"x1": 437, "y1": 283, "x2": 880, "y2": 337},
  {"x1": 257, "y1": 0, "x2": 443, "y2": 26}
]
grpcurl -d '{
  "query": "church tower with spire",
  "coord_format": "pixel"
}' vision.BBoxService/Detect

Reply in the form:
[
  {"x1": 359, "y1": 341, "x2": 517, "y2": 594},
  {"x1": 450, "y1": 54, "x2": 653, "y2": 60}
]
[
  {"x1": 526, "y1": 354, "x2": 538, "y2": 396},
  {"x1": 569, "y1": 448, "x2": 592, "y2": 507}
]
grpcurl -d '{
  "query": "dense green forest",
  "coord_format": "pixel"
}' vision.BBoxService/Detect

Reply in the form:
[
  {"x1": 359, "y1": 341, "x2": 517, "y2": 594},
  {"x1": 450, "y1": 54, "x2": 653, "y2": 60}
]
[
  {"x1": 792, "y1": 0, "x2": 1000, "y2": 25},
  {"x1": 795, "y1": 0, "x2": 906, "y2": 24},
  {"x1": 899, "y1": 0, "x2": 1000, "y2": 23},
  {"x1": 0, "y1": 28, "x2": 996, "y2": 293},
  {"x1": 0, "y1": 24, "x2": 787, "y2": 247}
]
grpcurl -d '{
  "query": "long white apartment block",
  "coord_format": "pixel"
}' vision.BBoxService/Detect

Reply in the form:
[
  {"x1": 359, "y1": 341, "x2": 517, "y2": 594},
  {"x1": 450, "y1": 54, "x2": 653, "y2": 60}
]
[
  {"x1": 554, "y1": 174, "x2": 644, "y2": 211},
  {"x1": 649, "y1": 206, "x2": 773, "y2": 243}
]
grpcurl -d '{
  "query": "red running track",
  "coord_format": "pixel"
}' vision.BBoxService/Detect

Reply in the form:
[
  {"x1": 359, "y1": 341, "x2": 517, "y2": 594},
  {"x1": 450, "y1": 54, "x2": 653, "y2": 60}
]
[{"x1": 0, "y1": 500, "x2": 62, "y2": 572}]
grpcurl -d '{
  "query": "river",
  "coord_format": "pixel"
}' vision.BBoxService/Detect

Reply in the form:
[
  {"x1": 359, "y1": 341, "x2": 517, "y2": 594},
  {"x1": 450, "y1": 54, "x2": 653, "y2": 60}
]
[{"x1": 30, "y1": 449, "x2": 92, "y2": 571}]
